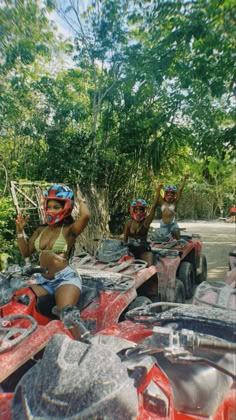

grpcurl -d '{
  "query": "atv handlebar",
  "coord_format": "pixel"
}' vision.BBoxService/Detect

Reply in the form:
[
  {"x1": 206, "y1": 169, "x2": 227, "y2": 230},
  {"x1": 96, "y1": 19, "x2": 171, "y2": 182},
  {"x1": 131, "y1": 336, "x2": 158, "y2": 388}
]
[
  {"x1": 126, "y1": 326, "x2": 236, "y2": 359},
  {"x1": 4, "y1": 265, "x2": 48, "y2": 279},
  {"x1": 52, "y1": 305, "x2": 91, "y2": 343},
  {"x1": 125, "y1": 302, "x2": 236, "y2": 354},
  {"x1": 21, "y1": 266, "x2": 48, "y2": 276},
  {"x1": 0, "y1": 315, "x2": 38, "y2": 353},
  {"x1": 193, "y1": 334, "x2": 236, "y2": 353}
]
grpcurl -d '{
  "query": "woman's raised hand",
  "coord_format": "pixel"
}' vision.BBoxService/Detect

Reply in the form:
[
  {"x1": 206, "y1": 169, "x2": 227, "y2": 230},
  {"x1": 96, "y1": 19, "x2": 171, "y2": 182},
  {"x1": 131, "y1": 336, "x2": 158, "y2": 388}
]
[
  {"x1": 76, "y1": 183, "x2": 86, "y2": 202},
  {"x1": 150, "y1": 170, "x2": 161, "y2": 189},
  {"x1": 16, "y1": 213, "x2": 29, "y2": 232}
]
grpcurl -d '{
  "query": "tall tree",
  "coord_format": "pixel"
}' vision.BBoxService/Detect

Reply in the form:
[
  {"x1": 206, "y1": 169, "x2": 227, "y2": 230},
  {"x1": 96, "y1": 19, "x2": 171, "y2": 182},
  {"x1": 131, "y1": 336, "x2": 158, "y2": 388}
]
[{"x1": 0, "y1": 0, "x2": 57, "y2": 178}]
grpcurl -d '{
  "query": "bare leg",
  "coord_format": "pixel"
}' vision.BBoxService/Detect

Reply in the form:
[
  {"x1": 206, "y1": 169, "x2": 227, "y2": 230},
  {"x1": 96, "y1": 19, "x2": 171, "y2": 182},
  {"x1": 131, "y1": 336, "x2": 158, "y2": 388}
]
[
  {"x1": 140, "y1": 251, "x2": 153, "y2": 267},
  {"x1": 30, "y1": 284, "x2": 50, "y2": 297},
  {"x1": 172, "y1": 230, "x2": 180, "y2": 240},
  {"x1": 55, "y1": 284, "x2": 81, "y2": 309}
]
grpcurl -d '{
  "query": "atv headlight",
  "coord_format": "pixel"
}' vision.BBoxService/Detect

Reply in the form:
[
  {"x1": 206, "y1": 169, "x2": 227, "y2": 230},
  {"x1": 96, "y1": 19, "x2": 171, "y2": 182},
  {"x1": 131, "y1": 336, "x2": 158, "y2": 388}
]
[{"x1": 143, "y1": 380, "x2": 169, "y2": 417}]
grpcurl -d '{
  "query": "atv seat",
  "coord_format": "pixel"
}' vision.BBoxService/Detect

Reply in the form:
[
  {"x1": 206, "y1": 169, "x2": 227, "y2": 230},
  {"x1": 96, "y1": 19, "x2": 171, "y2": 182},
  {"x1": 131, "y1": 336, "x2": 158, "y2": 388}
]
[{"x1": 35, "y1": 282, "x2": 101, "y2": 319}]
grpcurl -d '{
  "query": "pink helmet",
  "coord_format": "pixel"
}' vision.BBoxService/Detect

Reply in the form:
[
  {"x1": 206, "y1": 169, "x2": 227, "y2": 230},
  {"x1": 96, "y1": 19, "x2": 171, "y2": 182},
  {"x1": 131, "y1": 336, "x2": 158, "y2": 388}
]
[
  {"x1": 43, "y1": 184, "x2": 74, "y2": 225},
  {"x1": 164, "y1": 184, "x2": 177, "y2": 202},
  {"x1": 130, "y1": 198, "x2": 147, "y2": 222}
]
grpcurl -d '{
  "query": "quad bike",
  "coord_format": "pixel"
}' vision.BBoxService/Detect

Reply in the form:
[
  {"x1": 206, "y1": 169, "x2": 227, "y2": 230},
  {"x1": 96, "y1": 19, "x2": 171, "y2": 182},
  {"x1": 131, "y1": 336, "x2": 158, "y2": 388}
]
[
  {"x1": 71, "y1": 238, "x2": 186, "y2": 322},
  {"x1": 0, "y1": 252, "x2": 234, "y2": 419},
  {"x1": 8, "y1": 296, "x2": 236, "y2": 419},
  {"x1": 0, "y1": 267, "x2": 69, "y2": 419},
  {"x1": 0, "y1": 254, "x2": 153, "y2": 330},
  {"x1": 148, "y1": 227, "x2": 207, "y2": 301},
  {"x1": 72, "y1": 233, "x2": 207, "y2": 307},
  {"x1": 0, "y1": 238, "x2": 182, "y2": 344},
  {"x1": 226, "y1": 206, "x2": 236, "y2": 223},
  {"x1": 193, "y1": 250, "x2": 236, "y2": 311},
  {"x1": 0, "y1": 235, "x2": 207, "y2": 418},
  {"x1": 0, "y1": 232, "x2": 207, "y2": 333},
  {"x1": 226, "y1": 250, "x2": 236, "y2": 286},
  {"x1": 0, "y1": 243, "x2": 163, "y2": 414}
]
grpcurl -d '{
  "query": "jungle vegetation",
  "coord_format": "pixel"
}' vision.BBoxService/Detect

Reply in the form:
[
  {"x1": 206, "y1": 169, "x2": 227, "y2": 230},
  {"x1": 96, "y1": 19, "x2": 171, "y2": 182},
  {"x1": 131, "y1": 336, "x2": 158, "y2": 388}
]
[{"x1": 0, "y1": 0, "x2": 235, "y2": 260}]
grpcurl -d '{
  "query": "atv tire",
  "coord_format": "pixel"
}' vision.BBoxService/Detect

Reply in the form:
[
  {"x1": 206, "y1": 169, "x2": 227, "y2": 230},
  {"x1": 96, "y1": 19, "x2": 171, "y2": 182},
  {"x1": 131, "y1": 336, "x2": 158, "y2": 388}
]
[
  {"x1": 174, "y1": 279, "x2": 185, "y2": 303},
  {"x1": 196, "y1": 255, "x2": 207, "y2": 284},
  {"x1": 178, "y1": 261, "x2": 195, "y2": 299}
]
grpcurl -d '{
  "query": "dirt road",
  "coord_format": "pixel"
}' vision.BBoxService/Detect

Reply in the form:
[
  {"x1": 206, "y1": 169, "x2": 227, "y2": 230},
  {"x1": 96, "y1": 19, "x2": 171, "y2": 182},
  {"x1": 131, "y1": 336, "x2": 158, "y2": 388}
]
[{"x1": 151, "y1": 220, "x2": 236, "y2": 281}]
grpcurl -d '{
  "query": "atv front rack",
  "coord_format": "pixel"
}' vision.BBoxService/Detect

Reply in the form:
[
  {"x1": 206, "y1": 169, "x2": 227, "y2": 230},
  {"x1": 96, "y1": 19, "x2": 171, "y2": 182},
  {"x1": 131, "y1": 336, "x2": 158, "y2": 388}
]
[{"x1": 72, "y1": 253, "x2": 148, "y2": 275}]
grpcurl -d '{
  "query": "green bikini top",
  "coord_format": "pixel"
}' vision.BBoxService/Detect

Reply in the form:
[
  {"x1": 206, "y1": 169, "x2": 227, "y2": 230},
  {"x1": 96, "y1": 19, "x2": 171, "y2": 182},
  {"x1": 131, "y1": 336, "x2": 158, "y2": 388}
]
[{"x1": 34, "y1": 226, "x2": 68, "y2": 254}]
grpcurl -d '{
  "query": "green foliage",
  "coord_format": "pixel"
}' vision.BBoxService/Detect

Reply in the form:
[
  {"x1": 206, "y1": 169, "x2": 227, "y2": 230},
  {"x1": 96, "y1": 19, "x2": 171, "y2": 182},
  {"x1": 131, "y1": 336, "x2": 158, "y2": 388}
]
[
  {"x1": 0, "y1": 196, "x2": 22, "y2": 263},
  {"x1": 0, "y1": 0, "x2": 58, "y2": 183},
  {"x1": 0, "y1": 0, "x2": 54, "y2": 72},
  {"x1": 43, "y1": 127, "x2": 95, "y2": 185},
  {"x1": 0, "y1": 0, "x2": 235, "y2": 243}
]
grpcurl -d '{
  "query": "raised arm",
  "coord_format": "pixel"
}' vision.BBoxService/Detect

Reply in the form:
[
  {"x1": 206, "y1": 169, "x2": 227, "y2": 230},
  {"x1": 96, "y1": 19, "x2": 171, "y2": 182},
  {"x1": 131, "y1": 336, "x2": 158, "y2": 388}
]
[
  {"x1": 148, "y1": 183, "x2": 163, "y2": 220},
  {"x1": 176, "y1": 173, "x2": 189, "y2": 203},
  {"x1": 71, "y1": 184, "x2": 91, "y2": 236},
  {"x1": 16, "y1": 213, "x2": 38, "y2": 258}
]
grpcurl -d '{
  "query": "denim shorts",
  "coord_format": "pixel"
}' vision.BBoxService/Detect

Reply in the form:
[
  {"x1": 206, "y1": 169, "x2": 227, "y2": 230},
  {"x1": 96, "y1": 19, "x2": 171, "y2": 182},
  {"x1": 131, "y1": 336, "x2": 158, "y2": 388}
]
[
  {"x1": 160, "y1": 219, "x2": 179, "y2": 233},
  {"x1": 34, "y1": 265, "x2": 82, "y2": 296},
  {"x1": 127, "y1": 241, "x2": 151, "y2": 259}
]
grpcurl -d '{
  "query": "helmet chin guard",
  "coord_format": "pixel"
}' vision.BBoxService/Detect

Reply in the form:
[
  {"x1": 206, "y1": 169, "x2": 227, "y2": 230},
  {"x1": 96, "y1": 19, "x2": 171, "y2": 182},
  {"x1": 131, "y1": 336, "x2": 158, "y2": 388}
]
[
  {"x1": 130, "y1": 198, "x2": 147, "y2": 222},
  {"x1": 44, "y1": 209, "x2": 68, "y2": 225},
  {"x1": 164, "y1": 194, "x2": 177, "y2": 203},
  {"x1": 164, "y1": 185, "x2": 177, "y2": 202},
  {"x1": 44, "y1": 184, "x2": 74, "y2": 225}
]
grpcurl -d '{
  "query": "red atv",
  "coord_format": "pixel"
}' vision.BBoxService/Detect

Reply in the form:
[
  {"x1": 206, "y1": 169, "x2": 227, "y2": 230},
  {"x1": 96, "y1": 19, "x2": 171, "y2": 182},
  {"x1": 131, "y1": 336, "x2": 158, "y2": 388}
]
[
  {"x1": 0, "y1": 236, "x2": 176, "y2": 374},
  {"x1": 0, "y1": 253, "x2": 234, "y2": 420},
  {"x1": 7, "y1": 293, "x2": 236, "y2": 419},
  {"x1": 73, "y1": 232, "x2": 207, "y2": 311},
  {"x1": 192, "y1": 250, "x2": 236, "y2": 311},
  {"x1": 0, "y1": 250, "x2": 153, "y2": 419},
  {"x1": 226, "y1": 250, "x2": 236, "y2": 286},
  {"x1": 0, "y1": 234, "x2": 206, "y2": 418},
  {"x1": 227, "y1": 206, "x2": 236, "y2": 223},
  {"x1": 148, "y1": 228, "x2": 207, "y2": 301},
  {"x1": 71, "y1": 237, "x2": 184, "y2": 331},
  {"x1": 0, "y1": 233, "x2": 207, "y2": 336},
  {"x1": 0, "y1": 241, "x2": 160, "y2": 407},
  {"x1": 0, "y1": 252, "x2": 153, "y2": 332}
]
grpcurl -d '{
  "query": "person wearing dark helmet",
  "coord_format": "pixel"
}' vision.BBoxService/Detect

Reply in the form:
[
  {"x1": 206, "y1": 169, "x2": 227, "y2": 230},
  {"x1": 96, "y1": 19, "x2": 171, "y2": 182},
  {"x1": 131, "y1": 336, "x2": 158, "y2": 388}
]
[
  {"x1": 123, "y1": 186, "x2": 162, "y2": 265},
  {"x1": 158, "y1": 173, "x2": 189, "y2": 240},
  {"x1": 16, "y1": 184, "x2": 90, "y2": 324}
]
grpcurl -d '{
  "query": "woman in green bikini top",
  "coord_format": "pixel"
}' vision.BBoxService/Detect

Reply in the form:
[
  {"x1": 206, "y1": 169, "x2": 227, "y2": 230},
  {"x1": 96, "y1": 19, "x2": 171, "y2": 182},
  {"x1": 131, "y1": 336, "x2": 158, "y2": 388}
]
[
  {"x1": 16, "y1": 183, "x2": 90, "y2": 317},
  {"x1": 34, "y1": 225, "x2": 69, "y2": 255}
]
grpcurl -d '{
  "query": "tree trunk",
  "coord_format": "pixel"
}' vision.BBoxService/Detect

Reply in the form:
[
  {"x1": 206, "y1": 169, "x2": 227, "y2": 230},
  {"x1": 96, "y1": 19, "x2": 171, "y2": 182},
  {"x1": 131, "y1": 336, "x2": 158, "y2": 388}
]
[{"x1": 74, "y1": 185, "x2": 110, "y2": 256}]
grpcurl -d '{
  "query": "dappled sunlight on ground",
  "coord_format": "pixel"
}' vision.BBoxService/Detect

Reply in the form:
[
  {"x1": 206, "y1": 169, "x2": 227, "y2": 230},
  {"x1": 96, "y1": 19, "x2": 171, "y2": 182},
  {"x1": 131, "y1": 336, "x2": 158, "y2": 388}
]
[{"x1": 207, "y1": 267, "x2": 227, "y2": 280}]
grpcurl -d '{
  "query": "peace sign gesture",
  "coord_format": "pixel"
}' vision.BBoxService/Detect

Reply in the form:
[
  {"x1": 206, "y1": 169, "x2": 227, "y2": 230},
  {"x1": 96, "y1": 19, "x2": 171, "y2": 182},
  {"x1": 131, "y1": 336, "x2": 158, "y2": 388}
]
[{"x1": 16, "y1": 213, "x2": 29, "y2": 233}]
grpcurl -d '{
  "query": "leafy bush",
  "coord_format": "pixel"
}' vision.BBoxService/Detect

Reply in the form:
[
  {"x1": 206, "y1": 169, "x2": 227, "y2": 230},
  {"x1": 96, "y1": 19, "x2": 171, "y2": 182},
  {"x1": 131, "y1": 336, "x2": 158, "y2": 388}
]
[{"x1": 0, "y1": 195, "x2": 23, "y2": 265}]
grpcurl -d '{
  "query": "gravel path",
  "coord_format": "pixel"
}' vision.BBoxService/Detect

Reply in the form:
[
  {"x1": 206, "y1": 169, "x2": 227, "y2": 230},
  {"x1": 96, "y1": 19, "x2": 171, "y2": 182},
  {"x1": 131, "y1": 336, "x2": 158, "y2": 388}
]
[{"x1": 151, "y1": 220, "x2": 236, "y2": 281}]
